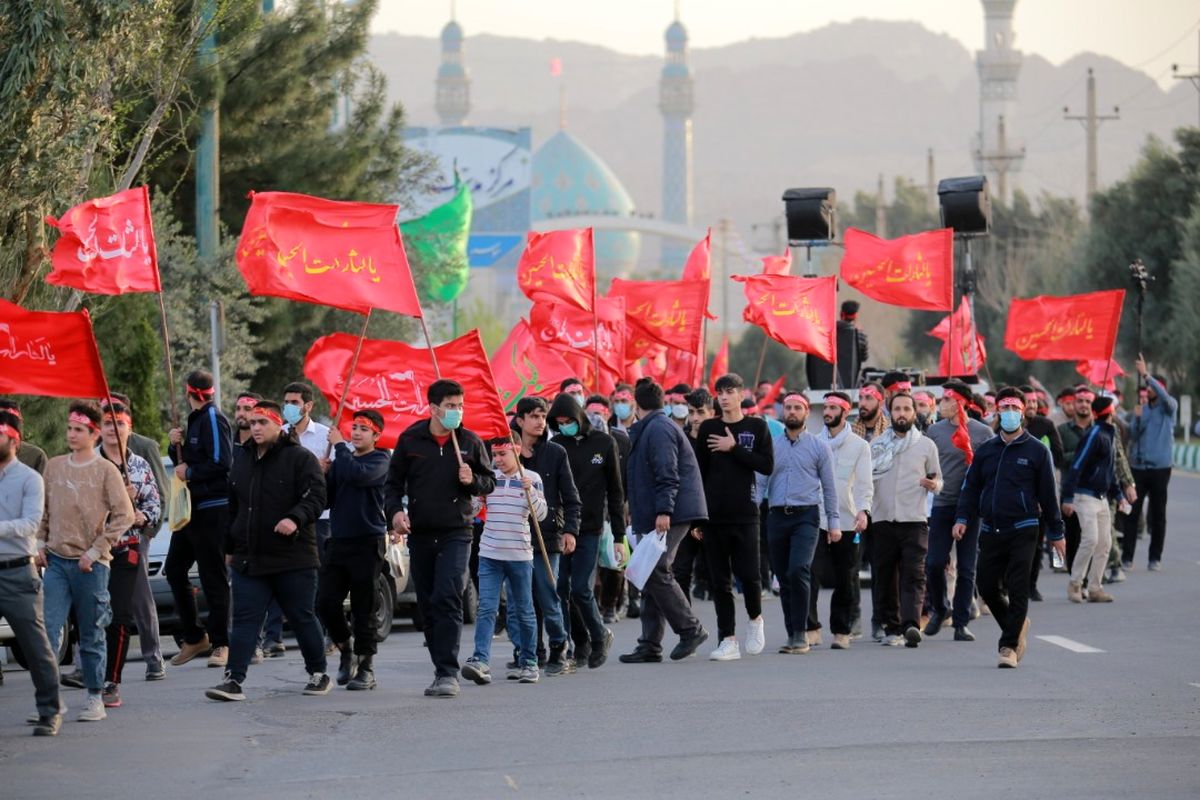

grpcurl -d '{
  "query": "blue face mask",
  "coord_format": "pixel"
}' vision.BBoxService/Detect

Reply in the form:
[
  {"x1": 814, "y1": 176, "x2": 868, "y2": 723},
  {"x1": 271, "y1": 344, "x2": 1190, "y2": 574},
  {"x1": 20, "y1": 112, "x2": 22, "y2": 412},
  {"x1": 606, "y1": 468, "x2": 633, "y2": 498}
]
[
  {"x1": 613, "y1": 402, "x2": 632, "y2": 420},
  {"x1": 558, "y1": 421, "x2": 579, "y2": 437},
  {"x1": 999, "y1": 410, "x2": 1023, "y2": 433},
  {"x1": 282, "y1": 404, "x2": 303, "y2": 425},
  {"x1": 569, "y1": 392, "x2": 585, "y2": 406},
  {"x1": 439, "y1": 408, "x2": 463, "y2": 430}
]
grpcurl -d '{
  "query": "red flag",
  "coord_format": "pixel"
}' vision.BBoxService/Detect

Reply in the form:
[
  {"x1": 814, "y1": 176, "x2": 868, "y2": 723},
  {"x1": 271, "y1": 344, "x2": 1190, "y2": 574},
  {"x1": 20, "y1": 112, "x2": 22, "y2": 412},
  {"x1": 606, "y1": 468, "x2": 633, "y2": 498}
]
[
  {"x1": 303, "y1": 329, "x2": 508, "y2": 449},
  {"x1": 661, "y1": 347, "x2": 700, "y2": 390},
  {"x1": 760, "y1": 249, "x2": 792, "y2": 276},
  {"x1": 235, "y1": 191, "x2": 421, "y2": 318},
  {"x1": 45, "y1": 187, "x2": 160, "y2": 294},
  {"x1": 1076, "y1": 358, "x2": 1124, "y2": 390},
  {"x1": 928, "y1": 297, "x2": 986, "y2": 376},
  {"x1": 1004, "y1": 289, "x2": 1125, "y2": 361},
  {"x1": 528, "y1": 296, "x2": 625, "y2": 379},
  {"x1": 681, "y1": 229, "x2": 711, "y2": 282},
  {"x1": 756, "y1": 375, "x2": 786, "y2": 412},
  {"x1": 608, "y1": 278, "x2": 707, "y2": 356},
  {"x1": 839, "y1": 227, "x2": 953, "y2": 311},
  {"x1": 490, "y1": 319, "x2": 576, "y2": 412},
  {"x1": 708, "y1": 336, "x2": 729, "y2": 390},
  {"x1": 0, "y1": 300, "x2": 109, "y2": 398},
  {"x1": 734, "y1": 273, "x2": 838, "y2": 362},
  {"x1": 517, "y1": 228, "x2": 595, "y2": 313}
]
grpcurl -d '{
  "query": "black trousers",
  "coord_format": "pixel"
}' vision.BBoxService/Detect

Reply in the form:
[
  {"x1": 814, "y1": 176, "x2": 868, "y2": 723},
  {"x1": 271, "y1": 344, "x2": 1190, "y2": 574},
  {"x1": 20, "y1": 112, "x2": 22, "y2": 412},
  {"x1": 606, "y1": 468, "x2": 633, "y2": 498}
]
[
  {"x1": 976, "y1": 529, "x2": 1038, "y2": 651},
  {"x1": 317, "y1": 536, "x2": 386, "y2": 656},
  {"x1": 105, "y1": 552, "x2": 139, "y2": 685},
  {"x1": 1123, "y1": 467, "x2": 1171, "y2": 563},
  {"x1": 703, "y1": 521, "x2": 763, "y2": 640},
  {"x1": 408, "y1": 530, "x2": 471, "y2": 678},
  {"x1": 671, "y1": 530, "x2": 707, "y2": 602},
  {"x1": 870, "y1": 521, "x2": 928, "y2": 635},
  {"x1": 1065, "y1": 513, "x2": 1081, "y2": 573},
  {"x1": 808, "y1": 532, "x2": 860, "y2": 635},
  {"x1": 165, "y1": 504, "x2": 230, "y2": 647}
]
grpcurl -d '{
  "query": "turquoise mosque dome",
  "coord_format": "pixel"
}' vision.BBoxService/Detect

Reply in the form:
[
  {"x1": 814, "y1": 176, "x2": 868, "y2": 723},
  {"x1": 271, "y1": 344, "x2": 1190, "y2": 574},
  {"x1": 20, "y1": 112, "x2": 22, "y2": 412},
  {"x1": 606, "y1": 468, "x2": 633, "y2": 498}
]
[{"x1": 531, "y1": 130, "x2": 641, "y2": 274}]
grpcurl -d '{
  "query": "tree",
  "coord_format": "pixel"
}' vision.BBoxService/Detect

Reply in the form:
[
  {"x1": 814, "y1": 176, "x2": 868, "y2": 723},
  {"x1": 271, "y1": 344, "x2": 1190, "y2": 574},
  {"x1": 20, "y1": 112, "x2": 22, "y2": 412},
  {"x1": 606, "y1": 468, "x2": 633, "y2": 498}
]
[
  {"x1": 727, "y1": 326, "x2": 807, "y2": 390},
  {"x1": 1162, "y1": 203, "x2": 1200, "y2": 400}
]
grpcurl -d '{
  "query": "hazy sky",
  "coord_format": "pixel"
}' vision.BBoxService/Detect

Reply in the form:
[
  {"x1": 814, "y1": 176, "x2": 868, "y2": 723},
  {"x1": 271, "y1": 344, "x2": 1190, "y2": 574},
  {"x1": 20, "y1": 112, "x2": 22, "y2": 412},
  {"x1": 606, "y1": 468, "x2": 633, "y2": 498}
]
[{"x1": 371, "y1": 0, "x2": 1200, "y2": 88}]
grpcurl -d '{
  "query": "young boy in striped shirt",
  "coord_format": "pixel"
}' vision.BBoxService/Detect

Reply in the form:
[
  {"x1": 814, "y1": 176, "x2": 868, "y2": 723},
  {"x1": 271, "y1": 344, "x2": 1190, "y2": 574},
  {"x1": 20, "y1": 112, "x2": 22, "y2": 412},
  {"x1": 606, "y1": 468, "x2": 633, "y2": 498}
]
[{"x1": 462, "y1": 441, "x2": 547, "y2": 685}]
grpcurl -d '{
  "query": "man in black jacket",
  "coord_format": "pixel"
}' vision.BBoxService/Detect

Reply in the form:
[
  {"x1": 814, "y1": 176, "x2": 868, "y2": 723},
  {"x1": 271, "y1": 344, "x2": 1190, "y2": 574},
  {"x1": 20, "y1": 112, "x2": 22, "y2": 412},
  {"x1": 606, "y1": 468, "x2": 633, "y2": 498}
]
[
  {"x1": 385, "y1": 380, "x2": 496, "y2": 698},
  {"x1": 954, "y1": 387, "x2": 1065, "y2": 668},
  {"x1": 547, "y1": 393, "x2": 624, "y2": 669},
  {"x1": 166, "y1": 370, "x2": 233, "y2": 669},
  {"x1": 317, "y1": 410, "x2": 391, "y2": 691},
  {"x1": 205, "y1": 401, "x2": 329, "y2": 702},
  {"x1": 511, "y1": 396, "x2": 580, "y2": 675}
]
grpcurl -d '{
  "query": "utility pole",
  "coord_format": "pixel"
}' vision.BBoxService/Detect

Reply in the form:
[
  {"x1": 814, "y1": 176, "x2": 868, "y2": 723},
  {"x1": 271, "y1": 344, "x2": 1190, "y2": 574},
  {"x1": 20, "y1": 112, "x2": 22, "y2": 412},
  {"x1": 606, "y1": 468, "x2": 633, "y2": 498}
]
[
  {"x1": 1064, "y1": 68, "x2": 1119, "y2": 203},
  {"x1": 926, "y1": 148, "x2": 937, "y2": 215},
  {"x1": 1172, "y1": 31, "x2": 1200, "y2": 128},
  {"x1": 874, "y1": 174, "x2": 887, "y2": 237},
  {"x1": 195, "y1": 0, "x2": 220, "y2": 260},
  {"x1": 976, "y1": 115, "x2": 1025, "y2": 205}
]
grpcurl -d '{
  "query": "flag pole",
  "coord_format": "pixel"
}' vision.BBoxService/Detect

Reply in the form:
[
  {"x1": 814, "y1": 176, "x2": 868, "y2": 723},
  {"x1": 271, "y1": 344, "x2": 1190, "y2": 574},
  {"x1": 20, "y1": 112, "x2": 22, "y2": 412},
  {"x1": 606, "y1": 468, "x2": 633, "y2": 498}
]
[
  {"x1": 324, "y1": 309, "x2": 372, "y2": 459},
  {"x1": 753, "y1": 334, "x2": 768, "y2": 388},
  {"x1": 591, "y1": 282, "x2": 601, "y2": 394},
  {"x1": 155, "y1": 291, "x2": 183, "y2": 463}
]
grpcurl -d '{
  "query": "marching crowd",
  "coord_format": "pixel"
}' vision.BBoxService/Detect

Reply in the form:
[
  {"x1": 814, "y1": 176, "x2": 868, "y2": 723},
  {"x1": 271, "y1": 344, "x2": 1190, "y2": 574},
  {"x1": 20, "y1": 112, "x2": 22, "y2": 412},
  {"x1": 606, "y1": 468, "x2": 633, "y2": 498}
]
[{"x1": 0, "y1": 354, "x2": 1178, "y2": 735}]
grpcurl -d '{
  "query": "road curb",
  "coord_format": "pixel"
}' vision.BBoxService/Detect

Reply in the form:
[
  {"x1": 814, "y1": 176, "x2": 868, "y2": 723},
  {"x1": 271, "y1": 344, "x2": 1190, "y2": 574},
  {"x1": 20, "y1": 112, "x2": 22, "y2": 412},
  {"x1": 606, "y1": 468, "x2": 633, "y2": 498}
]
[{"x1": 1173, "y1": 442, "x2": 1200, "y2": 472}]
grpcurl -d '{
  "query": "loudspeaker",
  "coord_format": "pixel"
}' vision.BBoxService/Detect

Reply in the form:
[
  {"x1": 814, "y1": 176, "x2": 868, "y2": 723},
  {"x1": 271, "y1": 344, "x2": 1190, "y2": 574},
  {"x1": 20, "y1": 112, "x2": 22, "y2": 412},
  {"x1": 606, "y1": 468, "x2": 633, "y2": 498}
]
[
  {"x1": 938, "y1": 176, "x2": 991, "y2": 235},
  {"x1": 782, "y1": 187, "x2": 836, "y2": 242}
]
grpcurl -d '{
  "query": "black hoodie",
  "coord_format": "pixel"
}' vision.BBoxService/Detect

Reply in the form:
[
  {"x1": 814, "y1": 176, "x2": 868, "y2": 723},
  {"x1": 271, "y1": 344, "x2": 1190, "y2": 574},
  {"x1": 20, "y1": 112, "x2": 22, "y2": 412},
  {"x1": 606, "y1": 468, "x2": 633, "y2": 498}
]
[
  {"x1": 547, "y1": 394, "x2": 626, "y2": 541},
  {"x1": 510, "y1": 415, "x2": 581, "y2": 553}
]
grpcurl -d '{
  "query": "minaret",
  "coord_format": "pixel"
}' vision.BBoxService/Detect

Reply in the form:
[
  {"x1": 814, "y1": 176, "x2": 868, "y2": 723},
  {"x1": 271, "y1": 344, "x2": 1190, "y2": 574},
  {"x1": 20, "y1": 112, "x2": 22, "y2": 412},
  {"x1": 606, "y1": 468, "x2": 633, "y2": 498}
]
[
  {"x1": 435, "y1": 6, "x2": 470, "y2": 127},
  {"x1": 974, "y1": 0, "x2": 1023, "y2": 202},
  {"x1": 659, "y1": 9, "x2": 694, "y2": 266}
]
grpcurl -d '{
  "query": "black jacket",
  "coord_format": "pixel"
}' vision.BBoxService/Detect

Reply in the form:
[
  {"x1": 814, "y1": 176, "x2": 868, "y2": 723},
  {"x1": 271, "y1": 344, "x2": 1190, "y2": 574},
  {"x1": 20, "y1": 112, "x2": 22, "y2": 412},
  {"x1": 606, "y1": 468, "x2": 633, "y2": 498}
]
[
  {"x1": 181, "y1": 402, "x2": 233, "y2": 506},
  {"x1": 1024, "y1": 414, "x2": 1065, "y2": 470},
  {"x1": 694, "y1": 415, "x2": 774, "y2": 523},
  {"x1": 547, "y1": 395, "x2": 625, "y2": 540},
  {"x1": 511, "y1": 417, "x2": 581, "y2": 553},
  {"x1": 384, "y1": 420, "x2": 495, "y2": 534},
  {"x1": 327, "y1": 442, "x2": 390, "y2": 538},
  {"x1": 1061, "y1": 420, "x2": 1120, "y2": 504},
  {"x1": 954, "y1": 430, "x2": 1064, "y2": 541},
  {"x1": 226, "y1": 435, "x2": 327, "y2": 576}
]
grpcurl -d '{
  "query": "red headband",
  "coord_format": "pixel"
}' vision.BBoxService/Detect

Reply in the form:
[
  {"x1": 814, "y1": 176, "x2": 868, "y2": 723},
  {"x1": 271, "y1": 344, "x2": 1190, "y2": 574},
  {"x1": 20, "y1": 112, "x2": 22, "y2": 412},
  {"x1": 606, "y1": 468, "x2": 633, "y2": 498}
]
[
  {"x1": 586, "y1": 403, "x2": 608, "y2": 414},
  {"x1": 352, "y1": 415, "x2": 383, "y2": 435},
  {"x1": 68, "y1": 411, "x2": 99, "y2": 431},
  {"x1": 250, "y1": 407, "x2": 284, "y2": 427},
  {"x1": 187, "y1": 385, "x2": 215, "y2": 400},
  {"x1": 885, "y1": 380, "x2": 912, "y2": 392},
  {"x1": 3, "y1": 407, "x2": 22, "y2": 420},
  {"x1": 236, "y1": 395, "x2": 259, "y2": 407},
  {"x1": 943, "y1": 388, "x2": 969, "y2": 406},
  {"x1": 914, "y1": 391, "x2": 935, "y2": 404},
  {"x1": 104, "y1": 411, "x2": 133, "y2": 427},
  {"x1": 967, "y1": 401, "x2": 984, "y2": 415},
  {"x1": 1075, "y1": 390, "x2": 1096, "y2": 402},
  {"x1": 782, "y1": 393, "x2": 809, "y2": 408},
  {"x1": 859, "y1": 386, "x2": 883, "y2": 402},
  {"x1": 491, "y1": 442, "x2": 515, "y2": 453},
  {"x1": 612, "y1": 392, "x2": 633, "y2": 402},
  {"x1": 0, "y1": 422, "x2": 20, "y2": 445},
  {"x1": 1095, "y1": 403, "x2": 1115, "y2": 419},
  {"x1": 996, "y1": 397, "x2": 1025, "y2": 411},
  {"x1": 823, "y1": 395, "x2": 851, "y2": 411}
]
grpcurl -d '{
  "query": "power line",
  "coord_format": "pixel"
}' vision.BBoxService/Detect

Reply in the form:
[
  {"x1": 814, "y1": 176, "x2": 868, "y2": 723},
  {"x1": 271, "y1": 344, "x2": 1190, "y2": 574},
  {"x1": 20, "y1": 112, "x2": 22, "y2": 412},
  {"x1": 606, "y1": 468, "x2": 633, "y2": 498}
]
[{"x1": 1129, "y1": 17, "x2": 1200, "y2": 68}]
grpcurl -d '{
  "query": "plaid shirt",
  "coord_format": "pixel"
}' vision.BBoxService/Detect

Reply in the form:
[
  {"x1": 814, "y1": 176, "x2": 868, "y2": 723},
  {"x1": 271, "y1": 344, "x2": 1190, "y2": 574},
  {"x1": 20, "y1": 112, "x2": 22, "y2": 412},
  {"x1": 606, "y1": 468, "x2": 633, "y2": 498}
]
[{"x1": 852, "y1": 413, "x2": 890, "y2": 443}]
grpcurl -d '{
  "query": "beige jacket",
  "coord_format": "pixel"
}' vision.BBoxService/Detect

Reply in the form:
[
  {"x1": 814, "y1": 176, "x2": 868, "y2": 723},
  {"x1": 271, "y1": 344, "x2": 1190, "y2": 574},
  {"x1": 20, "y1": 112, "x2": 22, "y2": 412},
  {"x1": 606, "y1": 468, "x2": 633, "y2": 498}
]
[
  {"x1": 38, "y1": 454, "x2": 135, "y2": 565},
  {"x1": 870, "y1": 433, "x2": 943, "y2": 523}
]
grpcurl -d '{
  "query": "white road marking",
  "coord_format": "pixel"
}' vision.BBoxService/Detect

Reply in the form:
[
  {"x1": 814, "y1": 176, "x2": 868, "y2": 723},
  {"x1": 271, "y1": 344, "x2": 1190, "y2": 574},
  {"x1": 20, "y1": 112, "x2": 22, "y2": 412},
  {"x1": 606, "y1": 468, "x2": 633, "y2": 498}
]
[
  {"x1": 1036, "y1": 635, "x2": 1105, "y2": 653},
  {"x1": 1189, "y1": 683, "x2": 1200, "y2": 689}
]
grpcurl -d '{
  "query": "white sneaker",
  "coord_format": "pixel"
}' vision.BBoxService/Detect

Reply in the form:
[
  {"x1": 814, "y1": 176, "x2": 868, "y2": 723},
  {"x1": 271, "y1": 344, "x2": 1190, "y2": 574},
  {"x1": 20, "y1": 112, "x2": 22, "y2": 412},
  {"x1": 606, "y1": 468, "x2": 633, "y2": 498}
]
[
  {"x1": 744, "y1": 616, "x2": 766, "y2": 655},
  {"x1": 77, "y1": 692, "x2": 106, "y2": 722},
  {"x1": 709, "y1": 637, "x2": 741, "y2": 661}
]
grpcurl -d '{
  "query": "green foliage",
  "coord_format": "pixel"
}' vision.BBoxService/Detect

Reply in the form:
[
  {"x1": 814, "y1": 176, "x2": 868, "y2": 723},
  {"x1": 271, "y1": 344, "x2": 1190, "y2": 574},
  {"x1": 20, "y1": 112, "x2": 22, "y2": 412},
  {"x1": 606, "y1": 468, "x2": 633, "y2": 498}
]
[
  {"x1": 727, "y1": 326, "x2": 807, "y2": 390},
  {"x1": 1162, "y1": 203, "x2": 1200, "y2": 401}
]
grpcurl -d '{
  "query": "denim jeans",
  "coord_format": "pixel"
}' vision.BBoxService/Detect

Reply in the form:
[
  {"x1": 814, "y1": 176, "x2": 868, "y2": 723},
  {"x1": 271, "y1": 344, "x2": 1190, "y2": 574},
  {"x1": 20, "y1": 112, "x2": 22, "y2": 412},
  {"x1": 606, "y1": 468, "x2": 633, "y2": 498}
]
[
  {"x1": 767, "y1": 507, "x2": 821, "y2": 639},
  {"x1": 0, "y1": 562, "x2": 61, "y2": 717},
  {"x1": 526, "y1": 551, "x2": 566, "y2": 648},
  {"x1": 926, "y1": 504, "x2": 980, "y2": 628},
  {"x1": 557, "y1": 533, "x2": 607, "y2": 646},
  {"x1": 227, "y1": 567, "x2": 326, "y2": 685},
  {"x1": 476, "y1": 557, "x2": 536, "y2": 666},
  {"x1": 409, "y1": 531, "x2": 472, "y2": 678},
  {"x1": 44, "y1": 552, "x2": 111, "y2": 693}
]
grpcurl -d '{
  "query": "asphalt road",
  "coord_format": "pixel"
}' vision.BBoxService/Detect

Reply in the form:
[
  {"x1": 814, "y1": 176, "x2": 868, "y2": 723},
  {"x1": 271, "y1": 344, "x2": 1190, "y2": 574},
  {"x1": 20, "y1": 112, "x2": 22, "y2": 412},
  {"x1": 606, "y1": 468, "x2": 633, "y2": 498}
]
[{"x1": 3, "y1": 473, "x2": 1199, "y2": 799}]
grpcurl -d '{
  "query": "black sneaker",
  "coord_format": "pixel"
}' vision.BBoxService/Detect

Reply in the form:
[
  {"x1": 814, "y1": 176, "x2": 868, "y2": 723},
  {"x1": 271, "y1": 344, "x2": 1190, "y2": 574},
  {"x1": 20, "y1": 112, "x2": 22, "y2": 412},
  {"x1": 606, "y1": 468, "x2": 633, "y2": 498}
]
[
  {"x1": 953, "y1": 625, "x2": 976, "y2": 642},
  {"x1": 461, "y1": 658, "x2": 492, "y2": 685},
  {"x1": 618, "y1": 646, "x2": 662, "y2": 664},
  {"x1": 544, "y1": 642, "x2": 568, "y2": 676},
  {"x1": 32, "y1": 714, "x2": 61, "y2": 736},
  {"x1": 588, "y1": 629, "x2": 614, "y2": 669},
  {"x1": 669, "y1": 627, "x2": 709, "y2": 661},
  {"x1": 303, "y1": 673, "x2": 332, "y2": 696},
  {"x1": 145, "y1": 659, "x2": 166, "y2": 681},
  {"x1": 205, "y1": 674, "x2": 245, "y2": 702},
  {"x1": 1030, "y1": 586, "x2": 1044, "y2": 602},
  {"x1": 347, "y1": 660, "x2": 377, "y2": 691},
  {"x1": 903, "y1": 626, "x2": 922, "y2": 648},
  {"x1": 922, "y1": 612, "x2": 944, "y2": 637},
  {"x1": 60, "y1": 670, "x2": 85, "y2": 690},
  {"x1": 336, "y1": 648, "x2": 355, "y2": 686}
]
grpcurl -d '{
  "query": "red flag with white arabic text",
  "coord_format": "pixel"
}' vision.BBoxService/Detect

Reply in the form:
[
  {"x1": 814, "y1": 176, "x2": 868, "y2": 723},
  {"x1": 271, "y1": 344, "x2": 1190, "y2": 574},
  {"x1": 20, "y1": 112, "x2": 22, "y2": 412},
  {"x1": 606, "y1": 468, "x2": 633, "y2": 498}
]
[
  {"x1": 303, "y1": 329, "x2": 508, "y2": 449},
  {"x1": 840, "y1": 227, "x2": 953, "y2": 311},
  {"x1": 528, "y1": 297, "x2": 625, "y2": 380},
  {"x1": 236, "y1": 191, "x2": 422, "y2": 317},
  {"x1": 516, "y1": 228, "x2": 595, "y2": 313},
  {"x1": 45, "y1": 187, "x2": 160, "y2": 294},
  {"x1": 735, "y1": 273, "x2": 838, "y2": 362},
  {"x1": 0, "y1": 300, "x2": 109, "y2": 398},
  {"x1": 489, "y1": 319, "x2": 576, "y2": 412},
  {"x1": 1004, "y1": 290, "x2": 1125, "y2": 362}
]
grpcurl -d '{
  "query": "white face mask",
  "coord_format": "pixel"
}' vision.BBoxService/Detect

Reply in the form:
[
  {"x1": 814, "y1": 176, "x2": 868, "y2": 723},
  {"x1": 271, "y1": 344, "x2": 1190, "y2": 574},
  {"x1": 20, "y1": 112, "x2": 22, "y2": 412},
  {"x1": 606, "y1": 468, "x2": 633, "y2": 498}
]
[{"x1": 671, "y1": 404, "x2": 689, "y2": 420}]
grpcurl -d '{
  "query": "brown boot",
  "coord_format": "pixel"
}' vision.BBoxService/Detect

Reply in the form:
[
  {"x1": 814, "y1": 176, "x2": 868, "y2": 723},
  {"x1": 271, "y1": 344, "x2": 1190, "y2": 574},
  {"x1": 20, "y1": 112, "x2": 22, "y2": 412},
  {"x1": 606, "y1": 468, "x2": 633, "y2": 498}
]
[
  {"x1": 1067, "y1": 582, "x2": 1084, "y2": 603},
  {"x1": 206, "y1": 645, "x2": 229, "y2": 668},
  {"x1": 1087, "y1": 587, "x2": 1114, "y2": 603},
  {"x1": 171, "y1": 635, "x2": 211, "y2": 666}
]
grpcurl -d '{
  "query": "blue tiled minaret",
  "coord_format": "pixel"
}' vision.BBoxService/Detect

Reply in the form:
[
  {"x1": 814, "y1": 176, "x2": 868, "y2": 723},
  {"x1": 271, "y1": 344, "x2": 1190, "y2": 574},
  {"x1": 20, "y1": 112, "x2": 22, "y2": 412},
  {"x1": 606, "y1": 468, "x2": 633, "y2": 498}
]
[{"x1": 660, "y1": 12, "x2": 694, "y2": 267}]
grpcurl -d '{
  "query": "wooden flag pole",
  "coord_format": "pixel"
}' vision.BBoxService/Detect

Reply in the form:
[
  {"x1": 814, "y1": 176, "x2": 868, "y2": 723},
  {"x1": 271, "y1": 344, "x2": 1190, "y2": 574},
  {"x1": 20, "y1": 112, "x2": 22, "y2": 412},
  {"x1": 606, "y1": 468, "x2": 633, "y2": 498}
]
[
  {"x1": 753, "y1": 334, "x2": 769, "y2": 388},
  {"x1": 324, "y1": 309, "x2": 372, "y2": 459}
]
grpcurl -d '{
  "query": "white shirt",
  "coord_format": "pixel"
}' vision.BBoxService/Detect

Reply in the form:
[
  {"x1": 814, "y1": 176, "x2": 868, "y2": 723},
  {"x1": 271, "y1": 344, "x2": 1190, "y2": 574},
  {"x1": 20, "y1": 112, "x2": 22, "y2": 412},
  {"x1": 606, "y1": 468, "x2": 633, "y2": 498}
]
[{"x1": 289, "y1": 418, "x2": 332, "y2": 520}]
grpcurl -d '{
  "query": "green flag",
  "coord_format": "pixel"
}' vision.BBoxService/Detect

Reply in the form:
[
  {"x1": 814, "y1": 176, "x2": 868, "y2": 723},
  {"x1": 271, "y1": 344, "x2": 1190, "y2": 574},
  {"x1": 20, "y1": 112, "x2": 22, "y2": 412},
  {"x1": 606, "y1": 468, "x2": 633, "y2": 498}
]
[{"x1": 400, "y1": 181, "x2": 473, "y2": 304}]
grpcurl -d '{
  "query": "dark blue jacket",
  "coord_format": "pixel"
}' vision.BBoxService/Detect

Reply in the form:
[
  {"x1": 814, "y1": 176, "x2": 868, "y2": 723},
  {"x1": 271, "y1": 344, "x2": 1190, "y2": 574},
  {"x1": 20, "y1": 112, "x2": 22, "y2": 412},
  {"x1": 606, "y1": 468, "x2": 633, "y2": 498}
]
[
  {"x1": 181, "y1": 402, "x2": 233, "y2": 508},
  {"x1": 1060, "y1": 421, "x2": 1120, "y2": 504},
  {"x1": 326, "y1": 443, "x2": 389, "y2": 538},
  {"x1": 955, "y1": 429, "x2": 1064, "y2": 540},
  {"x1": 626, "y1": 409, "x2": 708, "y2": 534}
]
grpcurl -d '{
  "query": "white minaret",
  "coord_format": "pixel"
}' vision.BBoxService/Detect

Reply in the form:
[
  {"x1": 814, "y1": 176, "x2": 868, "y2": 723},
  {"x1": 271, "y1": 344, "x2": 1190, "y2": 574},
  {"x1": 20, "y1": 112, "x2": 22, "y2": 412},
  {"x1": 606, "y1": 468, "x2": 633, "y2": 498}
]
[
  {"x1": 435, "y1": 7, "x2": 470, "y2": 127},
  {"x1": 660, "y1": 10, "x2": 694, "y2": 266},
  {"x1": 974, "y1": 0, "x2": 1024, "y2": 202}
]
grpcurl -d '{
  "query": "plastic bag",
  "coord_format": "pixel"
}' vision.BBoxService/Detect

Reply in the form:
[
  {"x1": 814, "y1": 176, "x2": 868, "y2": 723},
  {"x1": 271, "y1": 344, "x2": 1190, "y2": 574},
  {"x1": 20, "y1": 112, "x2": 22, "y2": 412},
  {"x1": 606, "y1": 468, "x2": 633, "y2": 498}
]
[
  {"x1": 599, "y1": 522, "x2": 628, "y2": 569},
  {"x1": 167, "y1": 475, "x2": 192, "y2": 532},
  {"x1": 623, "y1": 530, "x2": 666, "y2": 590}
]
